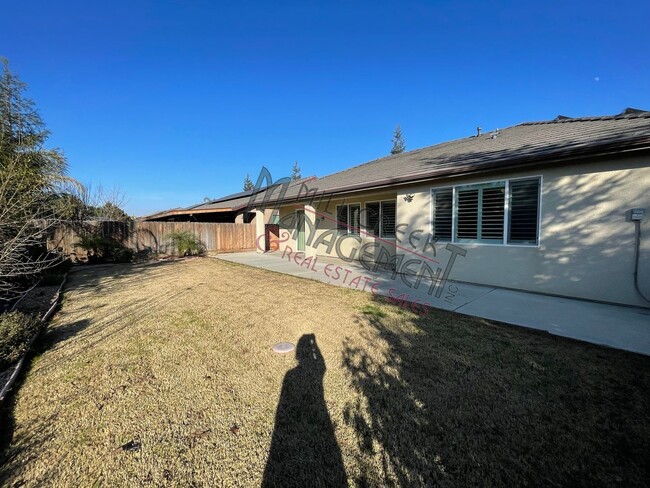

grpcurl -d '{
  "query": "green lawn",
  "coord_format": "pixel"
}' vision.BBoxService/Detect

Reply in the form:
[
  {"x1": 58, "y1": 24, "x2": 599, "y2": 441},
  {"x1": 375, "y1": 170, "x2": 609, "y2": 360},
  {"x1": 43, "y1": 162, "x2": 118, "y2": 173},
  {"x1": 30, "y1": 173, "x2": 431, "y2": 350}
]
[{"x1": 1, "y1": 258, "x2": 648, "y2": 487}]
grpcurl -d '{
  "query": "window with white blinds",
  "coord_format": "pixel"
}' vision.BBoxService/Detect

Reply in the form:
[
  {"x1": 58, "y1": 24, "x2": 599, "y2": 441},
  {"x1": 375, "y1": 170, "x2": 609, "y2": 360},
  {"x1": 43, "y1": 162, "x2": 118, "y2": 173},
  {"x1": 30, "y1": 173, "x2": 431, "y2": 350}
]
[{"x1": 431, "y1": 177, "x2": 540, "y2": 245}]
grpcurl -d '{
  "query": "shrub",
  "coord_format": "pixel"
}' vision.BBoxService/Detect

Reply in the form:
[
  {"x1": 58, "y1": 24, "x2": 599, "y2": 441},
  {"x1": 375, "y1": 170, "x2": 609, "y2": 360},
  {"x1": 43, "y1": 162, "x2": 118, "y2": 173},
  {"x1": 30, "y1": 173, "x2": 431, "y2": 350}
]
[
  {"x1": 110, "y1": 247, "x2": 134, "y2": 263},
  {"x1": 165, "y1": 231, "x2": 205, "y2": 257},
  {"x1": 133, "y1": 248, "x2": 155, "y2": 263},
  {"x1": 75, "y1": 234, "x2": 133, "y2": 264},
  {"x1": 0, "y1": 311, "x2": 40, "y2": 371},
  {"x1": 39, "y1": 273, "x2": 65, "y2": 286},
  {"x1": 39, "y1": 257, "x2": 72, "y2": 286},
  {"x1": 48, "y1": 257, "x2": 73, "y2": 274},
  {"x1": 75, "y1": 234, "x2": 107, "y2": 263}
]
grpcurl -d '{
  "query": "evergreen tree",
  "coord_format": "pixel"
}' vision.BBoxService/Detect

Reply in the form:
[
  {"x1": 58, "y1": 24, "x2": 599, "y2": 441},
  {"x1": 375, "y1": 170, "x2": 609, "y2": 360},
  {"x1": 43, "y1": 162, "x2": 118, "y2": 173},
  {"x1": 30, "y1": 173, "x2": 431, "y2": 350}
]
[
  {"x1": 0, "y1": 58, "x2": 71, "y2": 299},
  {"x1": 291, "y1": 161, "x2": 301, "y2": 180},
  {"x1": 390, "y1": 124, "x2": 406, "y2": 155},
  {"x1": 243, "y1": 174, "x2": 254, "y2": 191},
  {"x1": 0, "y1": 58, "x2": 49, "y2": 151}
]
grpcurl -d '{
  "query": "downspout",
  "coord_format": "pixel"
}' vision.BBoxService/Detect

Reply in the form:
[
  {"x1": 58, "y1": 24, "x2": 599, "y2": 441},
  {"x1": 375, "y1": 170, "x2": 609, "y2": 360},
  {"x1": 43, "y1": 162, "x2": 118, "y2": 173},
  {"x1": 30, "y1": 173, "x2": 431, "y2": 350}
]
[{"x1": 633, "y1": 220, "x2": 650, "y2": 304}]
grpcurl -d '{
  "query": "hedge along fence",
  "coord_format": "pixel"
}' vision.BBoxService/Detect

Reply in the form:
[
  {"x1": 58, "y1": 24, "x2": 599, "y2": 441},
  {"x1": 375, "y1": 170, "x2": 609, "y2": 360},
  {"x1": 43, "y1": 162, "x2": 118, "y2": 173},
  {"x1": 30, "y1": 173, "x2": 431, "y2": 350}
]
[
  {"x1": 48, "y1": 221, "x2": 257, "y2": 258},
  {"x1": 0, "y1": 274, "x2": 68, "y2": 403}
]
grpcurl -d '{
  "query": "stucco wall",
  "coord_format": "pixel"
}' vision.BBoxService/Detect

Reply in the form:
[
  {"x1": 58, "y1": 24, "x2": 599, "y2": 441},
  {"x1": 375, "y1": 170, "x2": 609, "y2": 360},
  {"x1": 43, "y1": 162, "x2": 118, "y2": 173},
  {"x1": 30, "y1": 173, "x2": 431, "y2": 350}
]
[
  {"x1": 276, "y1": 191, "x2": 397, "y2": 263},
  {"x1": 396, "y1": 155, "x2": 650, "y2": 307},
  {"x1": 272, "y1": 155, "x2": 649, "y2": 306}
]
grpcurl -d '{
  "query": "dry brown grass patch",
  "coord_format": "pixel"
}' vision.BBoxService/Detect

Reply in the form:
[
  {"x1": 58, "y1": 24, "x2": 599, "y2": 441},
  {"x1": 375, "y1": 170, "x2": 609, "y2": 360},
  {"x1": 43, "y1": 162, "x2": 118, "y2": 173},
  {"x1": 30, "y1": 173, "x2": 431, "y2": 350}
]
[{"x1": 0, "y1": 258, "x2": 648, "y2": 487}]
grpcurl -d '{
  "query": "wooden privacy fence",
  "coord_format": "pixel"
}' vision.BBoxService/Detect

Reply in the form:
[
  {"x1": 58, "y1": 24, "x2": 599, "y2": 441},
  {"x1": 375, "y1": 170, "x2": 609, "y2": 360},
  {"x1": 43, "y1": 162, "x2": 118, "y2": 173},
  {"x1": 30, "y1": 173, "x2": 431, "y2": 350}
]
[
  {"x1": 134, "y1": 222, "x2": 256, "y2": 254},
  {"x1": 48, "y1": 221, "x2": 257, "y2": 256}
]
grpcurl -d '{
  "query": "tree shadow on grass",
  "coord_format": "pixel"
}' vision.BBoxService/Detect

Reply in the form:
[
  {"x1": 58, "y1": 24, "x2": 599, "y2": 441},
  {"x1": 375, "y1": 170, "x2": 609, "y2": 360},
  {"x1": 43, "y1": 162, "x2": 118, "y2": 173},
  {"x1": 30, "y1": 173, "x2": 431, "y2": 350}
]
[
  {"x1": 0, "y1": 261, "x2": 183, "y2": 477},
  {"x1": 343, "y1": 295, "x2": 650, "y2": 487},
  {"x1": 67, "y1": 258, "x2": 178, "y2": 291},
  {"x1": 35, "y1": 318, "x2": 92, "y2": 353},
  {"x1": 263, "y1": 334, "x2": 347, "y2": 487},
  {"x1": 0, "y1": 319, "x2": 91, "y2": 472}
]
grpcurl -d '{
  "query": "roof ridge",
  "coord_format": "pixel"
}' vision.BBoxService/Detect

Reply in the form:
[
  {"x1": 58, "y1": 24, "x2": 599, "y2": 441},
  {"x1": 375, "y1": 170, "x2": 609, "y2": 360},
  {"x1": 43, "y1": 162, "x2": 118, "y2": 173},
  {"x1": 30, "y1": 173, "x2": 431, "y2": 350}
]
[
  {"x1": 519, "y1": 111, "x2": 650, "y2": 126},
  {"x1": 321, "y1": 132, "x2": 484, "y2": 178},
  {"x1": 301, "y1": 110, "x2": 650, "y2": 183},
  {"x1": 329, "y1": 109, "x2": 650, "y2": 177}
]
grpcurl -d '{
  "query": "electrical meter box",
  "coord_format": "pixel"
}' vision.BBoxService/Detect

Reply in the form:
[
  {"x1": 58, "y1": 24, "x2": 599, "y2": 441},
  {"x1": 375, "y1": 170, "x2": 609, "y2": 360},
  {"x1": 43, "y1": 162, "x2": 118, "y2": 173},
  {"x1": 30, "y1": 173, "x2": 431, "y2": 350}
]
[{"x1": 627, "y1": 208, "x2": 645, "y2": 221}]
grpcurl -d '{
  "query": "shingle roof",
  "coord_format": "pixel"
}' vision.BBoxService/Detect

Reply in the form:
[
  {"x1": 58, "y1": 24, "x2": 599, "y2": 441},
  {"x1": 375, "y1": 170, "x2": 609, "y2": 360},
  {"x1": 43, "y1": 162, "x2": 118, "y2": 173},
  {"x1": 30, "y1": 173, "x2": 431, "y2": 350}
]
[
  {"x1": 139, "y1": 177, "x2": 316, "y2": 219},
  {"x1": 141, "y1": 109, "x2": 650, "y2": 219},
  {"x1": 187, "y1": 193, "x2": 259, "y2": 211},
  {"x1": 189, "y1": 176, "x2": 316, "y2": 211},
  {"x1": 272, "y1": 109, "x2": 650, "y2": 203},
  {"x1": 185, "y1": 188, "x2": 258, "y2": 209}
]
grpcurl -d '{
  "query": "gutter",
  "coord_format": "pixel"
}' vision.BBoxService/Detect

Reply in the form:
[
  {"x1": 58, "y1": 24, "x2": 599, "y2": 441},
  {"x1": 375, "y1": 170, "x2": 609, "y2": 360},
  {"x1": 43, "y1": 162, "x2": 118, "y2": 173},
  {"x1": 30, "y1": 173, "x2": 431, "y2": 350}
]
[{"x1": 138, "y1": 207, "x2": 237, "y2": 221}]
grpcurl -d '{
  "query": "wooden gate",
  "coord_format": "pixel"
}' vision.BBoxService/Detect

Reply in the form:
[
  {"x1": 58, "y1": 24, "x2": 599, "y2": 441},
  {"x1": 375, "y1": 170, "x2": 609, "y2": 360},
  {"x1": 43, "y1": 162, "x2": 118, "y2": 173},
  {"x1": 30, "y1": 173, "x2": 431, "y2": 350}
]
[{"x1": 265, "y1": 224, "x2": 280, "y2": 252}]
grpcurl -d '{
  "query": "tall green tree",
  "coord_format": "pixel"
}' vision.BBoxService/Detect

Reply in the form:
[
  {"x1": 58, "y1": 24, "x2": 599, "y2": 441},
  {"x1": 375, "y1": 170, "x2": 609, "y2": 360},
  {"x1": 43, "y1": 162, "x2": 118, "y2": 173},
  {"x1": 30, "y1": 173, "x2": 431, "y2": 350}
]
[
  {"x1": 243, "y1": 173, "x2": 254, "y2": 191},
  {"x1": 0, "y1": 59, "x2": 48, "y2": 151},
  {"x1": 291, "y1": 161, "x2": 301, "y2": 180},
  {"x1": 390, "y1": 125, "x2": 406, "y2": 155},
  {"x1": 0, "y1": 58, "x2": 72, "y2": 299}
]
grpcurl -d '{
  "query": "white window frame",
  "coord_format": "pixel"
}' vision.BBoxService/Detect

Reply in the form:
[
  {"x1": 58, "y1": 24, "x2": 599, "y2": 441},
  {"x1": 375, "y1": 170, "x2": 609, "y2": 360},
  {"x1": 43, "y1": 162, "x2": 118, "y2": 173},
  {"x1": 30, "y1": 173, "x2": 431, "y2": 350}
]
[
  {"x1": 430, "y1": 175, "x2": 542, "y2": 247},
  {"x1": 365, "y1": 200, "x2": 397, "y2": 239},
  {"x1": 454, "y1": 180, "x2": 506, "y2": 244},
  {"x1": 336, "y1": 203, "x2": 361, "y2": 235}
]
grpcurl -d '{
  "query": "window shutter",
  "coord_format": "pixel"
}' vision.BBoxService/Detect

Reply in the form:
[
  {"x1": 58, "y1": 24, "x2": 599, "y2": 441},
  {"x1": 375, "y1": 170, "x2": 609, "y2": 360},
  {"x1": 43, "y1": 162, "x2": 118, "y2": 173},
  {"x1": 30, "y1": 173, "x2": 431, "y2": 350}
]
[
  {"x1": 456, "y1": 188, "x2": 479, "y2": 240},
  {"x1": 366, "y1": 202, "x2": 380, "y2": 236},
  {"x1": 508, "y1": 178, "x2": 540, "y2": 244},
  {"x1": 432, "y1": 188, "x2": 453, "y2": 240},
  {"x1": 480, "y1": 186, "x2": 505, "y2": 241},
  {"x1": 381, "y1": 202, "x2": 396, "y2": 238}
]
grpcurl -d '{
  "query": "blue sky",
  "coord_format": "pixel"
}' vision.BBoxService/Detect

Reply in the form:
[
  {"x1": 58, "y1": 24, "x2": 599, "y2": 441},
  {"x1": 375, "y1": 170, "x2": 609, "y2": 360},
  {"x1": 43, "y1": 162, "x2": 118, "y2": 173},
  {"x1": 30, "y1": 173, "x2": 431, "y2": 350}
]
[{"x1": 1, "y1": 0, "x2": 648, "y2": 216}]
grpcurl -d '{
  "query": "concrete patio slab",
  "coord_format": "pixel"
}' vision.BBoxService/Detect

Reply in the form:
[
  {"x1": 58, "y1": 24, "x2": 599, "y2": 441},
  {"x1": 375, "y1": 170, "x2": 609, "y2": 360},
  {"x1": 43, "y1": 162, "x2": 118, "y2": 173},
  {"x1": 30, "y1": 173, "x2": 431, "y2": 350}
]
[
  {"x1": 216, "y1": 251, "x2": 650, "y2": 355},
  {"x1": 456, "y1": 289, "x2": 650, "y2": 355}
]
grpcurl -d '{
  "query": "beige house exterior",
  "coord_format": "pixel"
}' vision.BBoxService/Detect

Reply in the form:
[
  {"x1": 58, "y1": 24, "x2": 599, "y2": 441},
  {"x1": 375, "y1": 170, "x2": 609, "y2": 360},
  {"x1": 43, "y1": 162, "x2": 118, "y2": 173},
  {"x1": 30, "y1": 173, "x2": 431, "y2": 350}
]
[
  {"x1": 256, "y1": 111, "x2": 650, "y2": 308},
  {"x1": 396, "y1": 154, "x2": 649, "y2": 307}
]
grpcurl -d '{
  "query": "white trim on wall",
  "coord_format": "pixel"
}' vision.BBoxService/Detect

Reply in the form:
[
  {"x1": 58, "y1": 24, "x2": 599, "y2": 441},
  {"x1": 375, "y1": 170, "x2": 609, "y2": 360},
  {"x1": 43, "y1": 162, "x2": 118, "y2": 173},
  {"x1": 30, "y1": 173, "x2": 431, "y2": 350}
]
[
  {"x1": 336, "y1": 202, "x2": 362, "y2": 235},
  {"x1": 364, "y1": 200, "x2": 397, "y2": 239}
]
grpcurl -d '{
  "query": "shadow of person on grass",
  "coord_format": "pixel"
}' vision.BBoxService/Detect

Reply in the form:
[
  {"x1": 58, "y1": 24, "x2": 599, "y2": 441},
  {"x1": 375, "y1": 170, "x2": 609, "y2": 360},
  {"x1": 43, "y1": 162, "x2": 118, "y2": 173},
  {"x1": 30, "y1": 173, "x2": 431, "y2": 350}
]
[{"x1": 263, "y1": 334, "x2": 347, "y2": 488}]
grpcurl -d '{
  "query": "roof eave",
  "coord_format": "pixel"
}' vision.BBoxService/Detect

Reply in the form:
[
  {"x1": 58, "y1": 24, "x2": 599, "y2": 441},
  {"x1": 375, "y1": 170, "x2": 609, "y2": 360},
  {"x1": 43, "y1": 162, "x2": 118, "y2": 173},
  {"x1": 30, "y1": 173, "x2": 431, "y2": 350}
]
[
  {"x1": 260, "y1": 136, "x2": 650, "y2": 207},
  {"x1": 138, "y1": 207, "x2": 237, "y2": 220}
]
